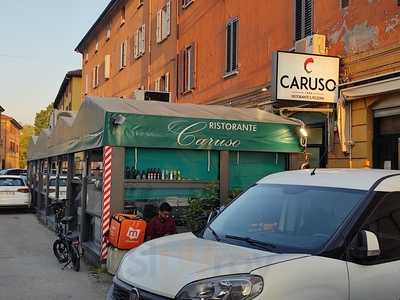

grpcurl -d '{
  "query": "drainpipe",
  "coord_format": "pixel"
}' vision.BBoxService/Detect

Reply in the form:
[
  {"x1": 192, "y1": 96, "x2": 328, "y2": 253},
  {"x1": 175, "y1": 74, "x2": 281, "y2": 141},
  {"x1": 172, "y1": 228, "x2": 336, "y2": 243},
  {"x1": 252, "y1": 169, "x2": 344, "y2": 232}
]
[{"x1": 348, "y1": 102, "x2": 353, "y2": 168}]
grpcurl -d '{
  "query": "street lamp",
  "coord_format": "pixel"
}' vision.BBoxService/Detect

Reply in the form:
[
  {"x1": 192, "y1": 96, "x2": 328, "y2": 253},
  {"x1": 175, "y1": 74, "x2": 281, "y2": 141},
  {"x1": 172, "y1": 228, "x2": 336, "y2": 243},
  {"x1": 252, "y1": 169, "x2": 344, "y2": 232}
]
[{"x1": 0, "y1": 106, "x2": 4, "y2": 169}]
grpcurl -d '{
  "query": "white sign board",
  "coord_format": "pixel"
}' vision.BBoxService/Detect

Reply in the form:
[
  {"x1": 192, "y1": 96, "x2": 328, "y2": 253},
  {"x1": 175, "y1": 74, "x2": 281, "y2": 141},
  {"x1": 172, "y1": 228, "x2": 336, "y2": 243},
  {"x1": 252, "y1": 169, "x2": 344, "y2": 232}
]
[{"x1": 273, "y1": 51, "x2": 340, "y2": 103}]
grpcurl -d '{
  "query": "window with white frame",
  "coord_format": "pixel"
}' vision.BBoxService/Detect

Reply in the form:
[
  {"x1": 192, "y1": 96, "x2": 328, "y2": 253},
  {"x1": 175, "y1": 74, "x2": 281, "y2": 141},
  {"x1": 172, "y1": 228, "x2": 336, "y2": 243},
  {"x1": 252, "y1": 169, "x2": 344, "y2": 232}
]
[
  {"x1": 182, "y1": 0, "x2": 193, "y2": 9},
  {"x1": 156, "y1": 1, "x2": 171, "y2": 43},
  {"x1": 295, "y1": 0, "x2": 313, "y2": 41},
  {"x1": 134, "y1": 24, "x2": 146, "y2": 59},
  {"x1": 178, "y1": 43, "x2": 196, "y2": 94},
  {"x1": 155, "y1": 72, "x2": 170, "y2": 92},
  {"x1": 119, "y1": 40, "x2": 127, "y2": 69},
  {"x1": 225, "y1": 17, "x2": 238, "y2": 75}
]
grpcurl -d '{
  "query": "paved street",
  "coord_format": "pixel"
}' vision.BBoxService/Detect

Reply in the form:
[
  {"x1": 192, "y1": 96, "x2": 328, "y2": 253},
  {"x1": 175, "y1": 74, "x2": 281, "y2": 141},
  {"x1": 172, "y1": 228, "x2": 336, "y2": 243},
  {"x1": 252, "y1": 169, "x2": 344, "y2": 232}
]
[{"x1": 0, "y1": 210, "x2": 112, "y2": 300}]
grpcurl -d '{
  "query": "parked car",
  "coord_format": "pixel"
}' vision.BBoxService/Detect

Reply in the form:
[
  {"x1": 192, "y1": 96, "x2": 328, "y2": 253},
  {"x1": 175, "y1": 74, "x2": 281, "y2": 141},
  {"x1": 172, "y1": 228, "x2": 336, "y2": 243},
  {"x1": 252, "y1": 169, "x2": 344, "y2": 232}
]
[
  {"x1": 48, "y1": 176, "x2": 67, "y2": 201},
  {"x1": 0, "y1": 168, "x2": 27, "y2": 176},
  {"x1": 108, "y1": 169, "x2": 400, "y2": 300},
  {"x1": 0, "y1": 175, "x2": 31, "y2": 208}
]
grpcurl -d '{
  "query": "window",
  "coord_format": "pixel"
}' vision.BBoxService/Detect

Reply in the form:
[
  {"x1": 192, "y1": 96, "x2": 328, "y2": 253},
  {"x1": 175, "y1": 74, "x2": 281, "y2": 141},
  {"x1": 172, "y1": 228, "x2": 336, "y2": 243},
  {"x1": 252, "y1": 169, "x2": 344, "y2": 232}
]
[
  {"x1": 92, "y1": 65, "x2": 99, "y2": 88},
  {"x1": 295, "y1": 0, "x2": 313, "y2": 41},
  {"x1": 134, "y1": 25, "x2": 146, "y2": 59},
  {"x1": 155, "y1": 72, "x2": 170, "y2": 92},
  {"x1": 106, "y1": 24, "x2": 111, "y2": 41},
  {"x1": 182, "y1": 0, "x2": 193, "y2": 9},
  {"x1": 156, "y1": 1, "x2": 171, "y2": 43},
  {"x1": 360, "y1": 192, "x2": 400, "y2": 263},
  {"x1": 178, "y1": 43, "x2": 196, "y2": 94},
  {"x1": 104, "y1": 54, "x2": 111, "y2": 79},
  {"x1": 341, "y1": 0, "x2": 349, "y2": 8},
  {"x1": 120, "y1": 40, "x2": 127, "y2": 69},
  {"x1": 225, "y1": 18, "x2": 238, "y2": 75},
  {"x1": 120, "y1": 6, "x2": 126, "y2": 26},
  {"x1": 85, "y1": 74, "x2": 89, "y2": 95}
]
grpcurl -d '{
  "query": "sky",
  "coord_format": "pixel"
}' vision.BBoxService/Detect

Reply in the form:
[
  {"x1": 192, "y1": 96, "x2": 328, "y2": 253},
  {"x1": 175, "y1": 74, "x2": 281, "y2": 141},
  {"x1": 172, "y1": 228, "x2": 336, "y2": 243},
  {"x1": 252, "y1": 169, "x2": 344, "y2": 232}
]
[{"x1": 0, "y1": 0, "x2": 110, "y2": 125}]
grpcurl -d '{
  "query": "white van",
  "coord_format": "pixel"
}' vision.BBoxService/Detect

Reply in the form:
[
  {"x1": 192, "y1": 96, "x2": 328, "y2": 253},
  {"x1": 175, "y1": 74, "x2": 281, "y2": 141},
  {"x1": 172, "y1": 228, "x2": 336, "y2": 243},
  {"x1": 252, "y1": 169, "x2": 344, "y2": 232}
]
[{"x1": 108, "y1": 169, "x2": 400, "y2": 300}]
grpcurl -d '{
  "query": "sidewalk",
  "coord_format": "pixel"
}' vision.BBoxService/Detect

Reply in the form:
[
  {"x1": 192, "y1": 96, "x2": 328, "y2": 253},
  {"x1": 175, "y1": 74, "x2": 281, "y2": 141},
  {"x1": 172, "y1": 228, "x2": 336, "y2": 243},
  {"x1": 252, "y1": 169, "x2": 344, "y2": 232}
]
[{"x1": 0, "y1": 211, "x2": 112, "y2": 300}]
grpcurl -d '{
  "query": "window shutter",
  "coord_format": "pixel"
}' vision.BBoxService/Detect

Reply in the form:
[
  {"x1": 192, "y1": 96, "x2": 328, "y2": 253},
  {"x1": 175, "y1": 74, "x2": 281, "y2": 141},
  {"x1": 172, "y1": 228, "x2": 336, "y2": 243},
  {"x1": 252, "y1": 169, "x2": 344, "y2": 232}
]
[
  {"x1": 99, "y1": 63, "x2": 105, "y2": 84},
  {"x1": 119, "y1": 43, "x2": 123, "y2": 68},
  {"x1": 104, "y1": 55, "x2": 111, "y2": 79},
  {"x1": 156, "y1": 10, "x2": 162, "y2": 43},
  {"x1": 295, "y1": 0, "x2": 303, "y2": 41},
  {"x1": 96, "y1": 65, "x2": 99, "y2": 86},
  {"x1": 165, "y1": 72, "x2": 170, "y2": 92},
  {"x1": 189, "y1": 43, "x2": 196, "y2": 90},
  {"x1": 92, "y1": 67, "x2": 96, "y2": 88},
  {"x1": 178, "y1": 51, "x2": 184, "y2": 95},
  {"x1": 304, "y1": 0, "x2": 313, "y2": 37},
  {"x1": 155, "y1": 78, "x2": 160, "y2": 91},
  {"x1": 123, "y1": 40, "x2": 127, "y2": 66},
  {"x1": 85, "y1": 74, "x2": 89, "y2": 95},
  {"x1": 140, "y1": 24, "x2": 146, "y2": 54},
  {"x1": 165, "y1": 2, "x2": 171, "y2": 38},
  {"x1": 134, "y1": 30, "x2": 139, "y2": 58}
]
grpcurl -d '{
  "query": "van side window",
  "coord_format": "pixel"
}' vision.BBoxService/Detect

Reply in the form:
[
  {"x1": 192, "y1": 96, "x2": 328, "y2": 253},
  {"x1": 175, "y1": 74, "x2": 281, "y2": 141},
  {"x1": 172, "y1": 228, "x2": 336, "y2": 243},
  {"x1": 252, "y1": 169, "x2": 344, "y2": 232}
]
[{"x1": 362, "y1": 192, "x2": 400, "y2": 263}]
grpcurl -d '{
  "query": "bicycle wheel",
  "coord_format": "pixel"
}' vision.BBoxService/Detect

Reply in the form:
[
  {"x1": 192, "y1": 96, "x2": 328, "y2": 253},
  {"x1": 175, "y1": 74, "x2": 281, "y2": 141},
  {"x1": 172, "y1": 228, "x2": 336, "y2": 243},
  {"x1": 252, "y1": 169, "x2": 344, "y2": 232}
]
[
  {"x1": 70, "y1": 245, "x2": 80, "y2": 272},
  {"x1": 53, "y1": 239, "x2": 69, "y2": 264}
]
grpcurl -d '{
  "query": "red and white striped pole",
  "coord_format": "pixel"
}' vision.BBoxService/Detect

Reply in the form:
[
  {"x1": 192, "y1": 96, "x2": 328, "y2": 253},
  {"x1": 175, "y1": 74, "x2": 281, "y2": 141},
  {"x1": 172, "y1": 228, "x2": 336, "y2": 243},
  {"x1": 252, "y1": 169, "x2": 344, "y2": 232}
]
[{"x1": 101, "y1": 146, "x2": 113, "y2": 262}]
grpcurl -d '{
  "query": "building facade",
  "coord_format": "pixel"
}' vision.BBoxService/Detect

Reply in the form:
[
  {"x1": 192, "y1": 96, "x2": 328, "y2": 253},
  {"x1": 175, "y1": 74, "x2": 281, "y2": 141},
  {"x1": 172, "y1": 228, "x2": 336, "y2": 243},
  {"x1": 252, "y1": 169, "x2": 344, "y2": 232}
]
[
  {"x1": 76, "y1": 0, "x2": 400, "y2": 170},
  {"x1": 75, "y1": 0, "x2": 177, "y2": 100},
  {"x1": 0, "y1": 114, "x2": 22, "y2": 169},
  {"x1": 53, "y1": 69, "x2": 83, "y2": 112}
]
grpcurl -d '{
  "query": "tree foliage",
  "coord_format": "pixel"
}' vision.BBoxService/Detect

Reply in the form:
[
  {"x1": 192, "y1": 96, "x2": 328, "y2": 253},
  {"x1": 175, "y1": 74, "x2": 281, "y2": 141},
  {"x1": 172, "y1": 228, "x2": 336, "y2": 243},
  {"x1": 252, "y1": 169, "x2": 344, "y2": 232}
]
[
  {"x1": 34, "y1": 104, "x2": 53, "y2": 135},
  {"x1": 19, "y1": 125, "x2": 35, "y2": 168}
]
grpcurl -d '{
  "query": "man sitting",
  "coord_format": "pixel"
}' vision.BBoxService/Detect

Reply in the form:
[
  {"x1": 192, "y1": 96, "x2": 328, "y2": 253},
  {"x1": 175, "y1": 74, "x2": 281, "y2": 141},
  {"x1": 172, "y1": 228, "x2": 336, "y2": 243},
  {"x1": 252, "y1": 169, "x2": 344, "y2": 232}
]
[{"x1": 146, "y1": 202, "x2": 176, "y2": 241}]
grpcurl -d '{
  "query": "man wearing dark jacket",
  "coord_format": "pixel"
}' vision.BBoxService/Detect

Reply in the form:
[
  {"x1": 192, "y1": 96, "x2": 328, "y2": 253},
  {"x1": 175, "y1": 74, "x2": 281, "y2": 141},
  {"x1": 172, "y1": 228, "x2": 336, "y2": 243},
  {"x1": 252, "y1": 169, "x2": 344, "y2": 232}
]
[{"x1": 146, "y1": 202, "x2": 176, "y2": 240}]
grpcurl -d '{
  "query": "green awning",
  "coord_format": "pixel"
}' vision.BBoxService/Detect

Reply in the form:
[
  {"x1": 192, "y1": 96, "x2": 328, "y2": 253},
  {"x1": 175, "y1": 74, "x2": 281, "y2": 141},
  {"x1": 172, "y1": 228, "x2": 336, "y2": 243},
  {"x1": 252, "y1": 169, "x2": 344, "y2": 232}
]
[{"x1": 28, "y1": 97, "x2": 302, "y2": 161}]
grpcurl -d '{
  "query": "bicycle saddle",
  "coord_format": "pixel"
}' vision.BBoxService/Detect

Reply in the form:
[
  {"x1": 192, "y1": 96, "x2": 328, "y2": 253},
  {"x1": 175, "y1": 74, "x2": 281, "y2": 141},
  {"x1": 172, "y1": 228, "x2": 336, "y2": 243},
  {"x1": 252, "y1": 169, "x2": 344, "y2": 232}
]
[{"x1": 61, "y1": 216, "x2": 74, "y2": 224}]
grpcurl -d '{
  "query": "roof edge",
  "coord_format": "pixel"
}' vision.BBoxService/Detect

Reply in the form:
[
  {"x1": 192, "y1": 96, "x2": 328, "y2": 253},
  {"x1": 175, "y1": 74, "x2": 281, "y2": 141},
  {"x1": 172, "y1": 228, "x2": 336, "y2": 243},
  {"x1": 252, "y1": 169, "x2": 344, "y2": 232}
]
[
  {"x1": 54, "y1": 69, "x2": 82, "y2": 109},
  {"x1": 74, "y1": 0, "x2": 120, "y2": 53}
]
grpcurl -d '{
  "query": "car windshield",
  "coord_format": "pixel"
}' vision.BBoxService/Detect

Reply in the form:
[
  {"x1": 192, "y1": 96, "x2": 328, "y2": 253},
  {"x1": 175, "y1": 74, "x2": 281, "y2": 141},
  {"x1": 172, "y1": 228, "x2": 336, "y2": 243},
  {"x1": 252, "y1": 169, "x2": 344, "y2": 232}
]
[
  {"x1": 204, "y1": 184, "x2": 366, "y2": 253},
  {"x1": 49, "y1": 178, "x2": 67, "y2": 187},
  {"x1": 0, "y1": 178, "x2": 25, "y2": 186}
]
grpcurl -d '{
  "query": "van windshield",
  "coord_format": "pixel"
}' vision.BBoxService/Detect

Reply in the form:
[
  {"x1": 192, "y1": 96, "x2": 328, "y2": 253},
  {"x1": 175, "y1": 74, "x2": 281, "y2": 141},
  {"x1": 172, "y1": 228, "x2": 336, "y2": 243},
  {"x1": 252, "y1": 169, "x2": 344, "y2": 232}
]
[{"x1": 204, "y1": 184, "x2": 366, "y2": 253}]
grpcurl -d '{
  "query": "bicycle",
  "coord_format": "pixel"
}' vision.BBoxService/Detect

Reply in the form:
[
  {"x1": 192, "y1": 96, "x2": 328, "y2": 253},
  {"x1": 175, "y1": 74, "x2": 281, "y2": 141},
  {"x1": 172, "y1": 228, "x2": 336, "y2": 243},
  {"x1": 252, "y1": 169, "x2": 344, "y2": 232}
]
[{"x1": 49, "y1": 201, "x2": 81, "y2": 272}]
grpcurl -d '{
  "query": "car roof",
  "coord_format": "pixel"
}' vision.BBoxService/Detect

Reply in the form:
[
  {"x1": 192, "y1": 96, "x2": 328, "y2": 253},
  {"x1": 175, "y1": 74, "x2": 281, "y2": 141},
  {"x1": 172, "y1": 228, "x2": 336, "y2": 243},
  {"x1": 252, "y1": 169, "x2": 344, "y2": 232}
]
[{"x1": 258, "y1": 169, "x2": 400, "y2": 192}]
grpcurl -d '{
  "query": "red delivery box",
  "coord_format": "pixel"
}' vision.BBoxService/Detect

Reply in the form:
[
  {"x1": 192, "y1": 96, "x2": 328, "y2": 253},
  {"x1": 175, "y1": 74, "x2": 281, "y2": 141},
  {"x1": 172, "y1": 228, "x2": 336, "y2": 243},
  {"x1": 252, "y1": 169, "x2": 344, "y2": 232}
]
[{"x1": 109, "y1": 213, "x2": 147, "y2": 250}]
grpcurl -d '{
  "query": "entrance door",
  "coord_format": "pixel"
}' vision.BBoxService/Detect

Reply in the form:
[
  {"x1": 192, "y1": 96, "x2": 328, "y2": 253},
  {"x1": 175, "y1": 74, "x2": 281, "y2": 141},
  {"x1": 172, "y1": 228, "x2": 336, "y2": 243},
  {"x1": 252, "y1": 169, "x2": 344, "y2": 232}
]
[{"x1": 374, "y1": 116, "x2": 400, "y2": 170}]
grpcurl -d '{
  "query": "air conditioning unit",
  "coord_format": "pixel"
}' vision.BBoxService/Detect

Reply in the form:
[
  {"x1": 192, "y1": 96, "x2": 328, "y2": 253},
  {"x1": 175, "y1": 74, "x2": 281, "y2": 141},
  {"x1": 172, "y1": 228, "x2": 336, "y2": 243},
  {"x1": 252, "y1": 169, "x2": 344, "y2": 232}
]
[
  {"x1": 295, "y1": 34, "x2": 327, "y2": 55},
  {"x1": 133, "y1": 90, "x2": 170, "y2": 102}
]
